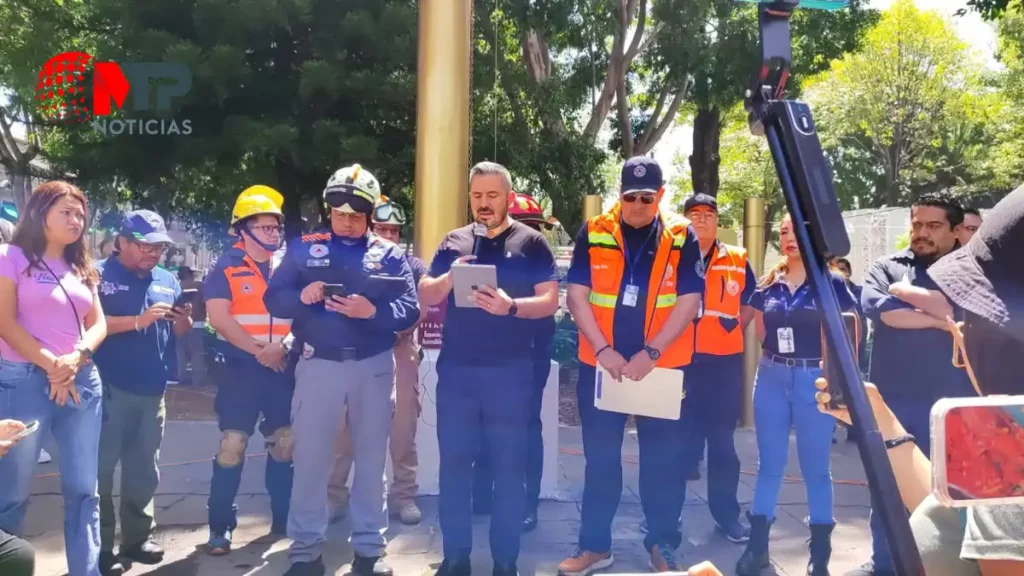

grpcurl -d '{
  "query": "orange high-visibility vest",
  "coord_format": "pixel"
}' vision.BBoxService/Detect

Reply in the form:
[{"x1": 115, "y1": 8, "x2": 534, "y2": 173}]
[
  {"x1": 682, "y1": 242, "x2": 750, "y2": 356},
  {"x1": 577, "y1": 204, "x2": 695, "y2": 368},
  {"x1": 218, "y1": 242, "x2": 292, "y2": 344}
]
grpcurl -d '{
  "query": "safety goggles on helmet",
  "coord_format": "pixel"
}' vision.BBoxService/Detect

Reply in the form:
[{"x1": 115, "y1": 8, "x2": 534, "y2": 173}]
[
  {"x1": 324, "y1": 188, "x2": 373, "y2": 214},
  {"x1": 373, "y1": 201, "x2": 407, "y2": 225}
]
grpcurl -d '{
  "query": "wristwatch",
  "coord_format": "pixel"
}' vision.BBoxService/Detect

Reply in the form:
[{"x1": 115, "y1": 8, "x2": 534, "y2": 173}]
[
  {"x1": 644, "y1": 345, "x2": 661, "y2": 360},
  {"x1": 76, "y1": 344, "x2": 94, "y2": 363},
  {"x1": 508, "y1": 300, "x2": 519, "y2": 317}
]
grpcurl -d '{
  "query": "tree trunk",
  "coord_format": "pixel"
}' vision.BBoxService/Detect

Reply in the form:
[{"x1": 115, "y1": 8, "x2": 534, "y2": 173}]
[
  {"x1": 688, "y1": 106, "x2": 722, "y2": 197},
  {"x1": 9, "y1": 167, "x2": 33, "y2": 216}
]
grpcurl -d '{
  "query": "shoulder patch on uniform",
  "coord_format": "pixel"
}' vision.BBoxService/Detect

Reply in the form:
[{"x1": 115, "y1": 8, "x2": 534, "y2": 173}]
[{"x1": 301, "y1": 232, "x2": 331, "y2": 242}]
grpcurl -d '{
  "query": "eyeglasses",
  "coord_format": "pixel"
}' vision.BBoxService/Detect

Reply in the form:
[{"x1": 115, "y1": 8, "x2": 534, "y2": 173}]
[
  {"x1": 132, "y1": 241, "x2": 169, "y2": 255},
  {"x1": 250, "y1": 224, "x2": 284, "y2": 237},
  {"x1": 374, "y1": 202, "x2": 407, "y2": 225},
  {"x1": 622, "y1": 194, "x2": 656, "y2": 205}
]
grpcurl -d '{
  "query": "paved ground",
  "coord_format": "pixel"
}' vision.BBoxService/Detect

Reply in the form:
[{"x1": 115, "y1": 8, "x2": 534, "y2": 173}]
[{"x1": 25, "y1": 422, "x2": 874, "y2": 576}]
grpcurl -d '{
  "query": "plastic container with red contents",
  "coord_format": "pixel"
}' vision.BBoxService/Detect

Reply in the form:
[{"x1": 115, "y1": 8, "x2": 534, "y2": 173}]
[{"x1": 931, "y1": 395, "x2": 1024, "y2": 507}]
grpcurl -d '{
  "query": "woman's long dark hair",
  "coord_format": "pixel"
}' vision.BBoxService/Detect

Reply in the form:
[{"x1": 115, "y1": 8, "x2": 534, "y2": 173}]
[{"x1": 11, "y1": 181, "x2": 98, "y2": 288}]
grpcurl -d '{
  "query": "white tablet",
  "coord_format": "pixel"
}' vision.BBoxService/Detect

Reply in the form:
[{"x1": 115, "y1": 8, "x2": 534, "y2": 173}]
[{"x1": 451, "y1": 263, "x2": 498, "y2": 308}]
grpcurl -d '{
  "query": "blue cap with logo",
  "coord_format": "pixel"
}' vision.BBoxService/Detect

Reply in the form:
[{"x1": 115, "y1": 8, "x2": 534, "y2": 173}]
[
  {"x1": 120, "y1": 210, "x2": 173, "y2": 244},
  {"x1": 683, "y1": 193, "x2": 718, "y2": 213},
  {"x1": 620, "y1": 156, "x2": 663, "y2": 194}
]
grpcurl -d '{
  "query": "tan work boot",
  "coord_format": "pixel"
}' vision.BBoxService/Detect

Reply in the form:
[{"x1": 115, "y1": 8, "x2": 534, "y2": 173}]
[{"x1": 557, "y1": 549, "x2": 613, "y2": 576}]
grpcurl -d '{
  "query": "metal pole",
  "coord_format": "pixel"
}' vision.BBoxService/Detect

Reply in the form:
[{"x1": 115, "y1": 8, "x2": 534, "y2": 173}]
[
  {"x1": 741, "y1": 197, "x2": 766, "y2": 427},
  {"x1": 583, "y1": 195, "x2": 603, "y2": 222},
  {"x1": 413, "y1": 0, "x2": 473, "y2": 260}
]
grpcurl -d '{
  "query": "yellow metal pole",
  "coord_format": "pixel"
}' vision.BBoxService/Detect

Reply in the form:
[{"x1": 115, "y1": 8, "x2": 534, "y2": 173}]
[
  {"x1": 741, "y1": 197, "x2": 766, "y2": 428},
  {"x1": 413, "y1": 0, "x2": 473, "y2": 260},
  {"x1": 583, "y1": 195, "x2": 603, "y2": 222}
]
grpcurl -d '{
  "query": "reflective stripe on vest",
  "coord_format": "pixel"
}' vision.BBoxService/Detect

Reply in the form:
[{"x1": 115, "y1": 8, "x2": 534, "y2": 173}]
[
  {"x1": 218, "y1": 242, "x2": 293, "y2": 344},
  {"x1": 577, "y1": 204, "x2": 695, "y2": 368},
  {"x1": 683, "y1": 242, "x2": 749, "y2": 356}
]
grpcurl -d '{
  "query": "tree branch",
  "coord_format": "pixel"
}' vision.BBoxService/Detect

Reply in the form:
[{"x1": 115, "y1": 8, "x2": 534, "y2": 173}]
[
  {"x1": 616, "y1": 76, "x2": 633, "y2": 158},
  {"x1": 623, "y1": 0, "x2": 649, "y2": 67},
  {"x1": 635, "y1": 81, "x2": 671, "y2": 151},
  {"x1": 640, "y1": 90, "x2": 685, "y2": 155},
  {"x1": 582, "y1": 0, "x2": 630, "y2": 141}
]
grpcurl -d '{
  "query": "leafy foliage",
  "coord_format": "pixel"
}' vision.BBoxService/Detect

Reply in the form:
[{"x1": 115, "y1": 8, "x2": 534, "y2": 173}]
[{"x1": 803, "y1": 0, "x2": 1018, "y2": 207}]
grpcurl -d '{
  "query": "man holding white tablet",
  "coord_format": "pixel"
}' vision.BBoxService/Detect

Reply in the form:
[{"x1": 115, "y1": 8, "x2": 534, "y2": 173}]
[
  {"x1": 560, "y1": 156, "x2": 704, "y2": 575},
  {"x1": 419, "y1": 161, "x2": 559, "y2": 576}
]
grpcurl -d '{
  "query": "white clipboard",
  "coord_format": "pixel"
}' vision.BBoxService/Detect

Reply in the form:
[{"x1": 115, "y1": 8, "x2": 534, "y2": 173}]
[{"x1": 594, "y1": 365, "x2": 684, "y2": 420}]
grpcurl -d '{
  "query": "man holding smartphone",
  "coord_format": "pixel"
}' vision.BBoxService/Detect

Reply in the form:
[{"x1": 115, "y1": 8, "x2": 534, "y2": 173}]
[
  {"x1": 93, "y1": 210, "x2": 189, "y2": 575},
  {"x1": 418, "y1": 162, "x2": 559, "y2": 576},
  {"x1": 328, "y1": 197, "x2": 429, "y2": 527},
  {"x1": 265, "y1": 164, "x2": 420, "y2": 576}
]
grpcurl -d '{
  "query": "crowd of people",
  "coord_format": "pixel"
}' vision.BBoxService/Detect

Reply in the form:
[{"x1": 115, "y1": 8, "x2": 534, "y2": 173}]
[{"x1": 0, "y1": 154, "x2": 1020, "y2": 576}]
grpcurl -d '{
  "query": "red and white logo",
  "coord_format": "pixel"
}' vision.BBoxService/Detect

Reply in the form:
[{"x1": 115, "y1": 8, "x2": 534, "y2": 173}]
[{"x1": 35, "y1": 51, "x2": 129, "y2": 124}]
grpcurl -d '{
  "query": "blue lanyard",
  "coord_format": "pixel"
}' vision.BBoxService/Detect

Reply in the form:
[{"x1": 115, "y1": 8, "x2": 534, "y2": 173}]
[
  {"x1": 780, "y1": 282, "x2": 810, "y2": 324},
  {"x1": 621, "y1": 220, "x2": 658, "y2": 284}
]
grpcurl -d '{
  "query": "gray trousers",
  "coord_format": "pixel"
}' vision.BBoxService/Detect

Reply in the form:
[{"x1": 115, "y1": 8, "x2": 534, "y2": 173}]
[
  {"x1": 98, "y1": 386, "x2": 166, "y2": 551},
  {"x1": 288, "y1": 352, "x2": 395, "y2": 562}
]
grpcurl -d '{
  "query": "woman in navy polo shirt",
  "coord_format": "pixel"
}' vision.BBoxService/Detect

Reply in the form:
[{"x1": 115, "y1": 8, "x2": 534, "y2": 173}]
[{"x1": 736, "y1": 214, "x2": 855, "y2": 576}]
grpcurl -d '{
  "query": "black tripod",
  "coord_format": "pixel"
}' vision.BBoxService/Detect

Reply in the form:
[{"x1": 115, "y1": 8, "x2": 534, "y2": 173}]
[{"x1": 743, "y1": 2, "x2": 925, "y2": 575}]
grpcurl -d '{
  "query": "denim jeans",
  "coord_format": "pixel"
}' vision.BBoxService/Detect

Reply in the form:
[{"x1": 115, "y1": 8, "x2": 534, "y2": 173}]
[
  {"x1": 0, "y1": 360, "x2": 103, "y2": 576},
  {"x1": 576, "y1": 364, "x2": 686, "y2": 554},
  {"x1": 869, "y1": 396, "x2": 934, "y2": 572},
  {"x1": 751, "y1": 358, "x2": 835, "y2": 524}
]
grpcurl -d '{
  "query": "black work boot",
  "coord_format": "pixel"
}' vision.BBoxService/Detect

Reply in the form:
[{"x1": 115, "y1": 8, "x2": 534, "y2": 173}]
[
  {"x1": 284, "y1": 555, "x2": 326, "y2": 576},
  {"x1": 99, "y1": 551, "x2": 124, "y2": 576},
  {"x1": 807, "y1": 523, "x2": 835, "y2": 576},
  {"x1": 434, "y1": 557, "x2": 472, "y2": 576},
  {"x1": 352, "y1": 554, "x2": 394, "y2": 576},
  {"x1": 119, "y1": 537, "x2": 165, "y2": 564},
  {"x1": 736, "y1": 512, "x2": 772, "y2": 576}
]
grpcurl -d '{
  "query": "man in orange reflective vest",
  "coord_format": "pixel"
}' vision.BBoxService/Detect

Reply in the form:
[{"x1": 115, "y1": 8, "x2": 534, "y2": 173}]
[
  {"x1": 203, "y1": 186, "x2": 295, "y2": 556},
  {"x1": 560, "y1": 156, "x2": 704, "y2": 575},
  {"x1": 677, "y1": 193, "x2": 757, "y2": 544}
]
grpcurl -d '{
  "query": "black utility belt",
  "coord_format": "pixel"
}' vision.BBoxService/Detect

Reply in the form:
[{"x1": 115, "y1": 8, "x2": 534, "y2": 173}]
[
  {"x1": 761, "y1": 350, "x2": 821, "y2": 368},
  {"x1": 301, "y1": 344, "x2": 385, "y2": 363}
]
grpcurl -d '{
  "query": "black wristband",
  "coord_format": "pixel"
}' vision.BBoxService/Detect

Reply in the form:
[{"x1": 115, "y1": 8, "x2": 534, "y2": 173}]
[
  {"x1": 595, "y1": 345, "x2": 612, "y2": 358},
  {"x1": 884, "y1": 434, "x2": 916, "y2": 450}
]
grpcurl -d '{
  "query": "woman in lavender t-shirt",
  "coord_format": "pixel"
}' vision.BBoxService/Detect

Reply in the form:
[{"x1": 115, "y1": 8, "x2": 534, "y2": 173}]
[{"x1": 0, "y1": 181, "x2": 108, "y2": 576}]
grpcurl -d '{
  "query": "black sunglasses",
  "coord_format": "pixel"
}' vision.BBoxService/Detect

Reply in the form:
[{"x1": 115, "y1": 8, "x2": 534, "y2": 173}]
[{"x1": 623, "y1": 193, "x2": 656, "y2": 205}]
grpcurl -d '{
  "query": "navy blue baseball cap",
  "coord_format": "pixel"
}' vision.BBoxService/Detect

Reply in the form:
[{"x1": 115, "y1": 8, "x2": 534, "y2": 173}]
[
  {"x1": 620, "y1": 156, "x2": 663, "y2": 194},
  {"x1": 119, "y1": 210, "x2": 173, "y2": 244},
  {"x1": 683, "y1": 193, "x2": 718, "y2": 213}
]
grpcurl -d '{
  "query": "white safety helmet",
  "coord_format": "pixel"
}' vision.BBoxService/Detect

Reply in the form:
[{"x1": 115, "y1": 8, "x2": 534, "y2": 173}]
[{"x1": 323, "y1": 164, "x2": 381, "y2": 214}]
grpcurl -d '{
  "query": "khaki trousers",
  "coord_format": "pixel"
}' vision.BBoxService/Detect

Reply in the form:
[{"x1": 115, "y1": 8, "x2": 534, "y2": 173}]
[{"x1": 328, "y1": 335, "x2": 421, "y2": 507}]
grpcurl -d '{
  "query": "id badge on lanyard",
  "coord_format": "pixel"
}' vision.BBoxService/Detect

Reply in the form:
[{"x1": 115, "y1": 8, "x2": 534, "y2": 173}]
[
  {"x1": 778, "y1": 284, "x2": 809, "y2": 355},
  {"x1": 620, "y1": 223, "x2": 658, "y2": 308}
]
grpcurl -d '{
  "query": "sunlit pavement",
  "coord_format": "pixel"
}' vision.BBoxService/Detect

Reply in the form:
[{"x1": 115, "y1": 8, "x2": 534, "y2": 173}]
[{"x1": 26, "y1": 422, "x2": 875, "y2": 575}]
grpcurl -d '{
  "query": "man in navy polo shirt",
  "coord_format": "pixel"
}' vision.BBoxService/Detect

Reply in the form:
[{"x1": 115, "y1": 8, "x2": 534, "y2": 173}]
[
  {"x1": 851, "y1": 194, "x2": 976, "y2": 576},
  {"x1": 94, "y1": 210, "x2": 190, "y2": 575}
]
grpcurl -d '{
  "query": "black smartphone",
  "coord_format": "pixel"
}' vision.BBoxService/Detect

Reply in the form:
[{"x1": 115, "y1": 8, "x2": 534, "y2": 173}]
[
  {"x1": 172, "y1": 288, "x2": 199, "y2": 310},
  {"x1": 323, "y1": 283, "x2": 347, "y2": 300},
  {"x1": 821, "y1": 312, "x2": 860, "y2": 409}
]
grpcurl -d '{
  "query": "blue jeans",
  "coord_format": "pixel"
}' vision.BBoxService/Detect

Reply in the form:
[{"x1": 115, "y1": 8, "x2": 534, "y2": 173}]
[
  {"x1": 577, "y1": 364, "x2": 686, "y2": 554},
  {"x1": 751, "y1": 358, "x2": 835, "y2": 524},
  {"x1": 681, "y1": 354, "x2": 742, "y2": 528},
  {"x1": 0, "y1": 360, "x2": 103, "y2": 576},
  {"x1": 869, "y1": 397, "x2": 933, "y2": 572}
]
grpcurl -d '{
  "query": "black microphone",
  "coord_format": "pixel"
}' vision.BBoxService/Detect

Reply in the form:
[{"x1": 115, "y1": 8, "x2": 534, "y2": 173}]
[{"x1": 471, "y1": 222, "x2": 487, "y2": 258}]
